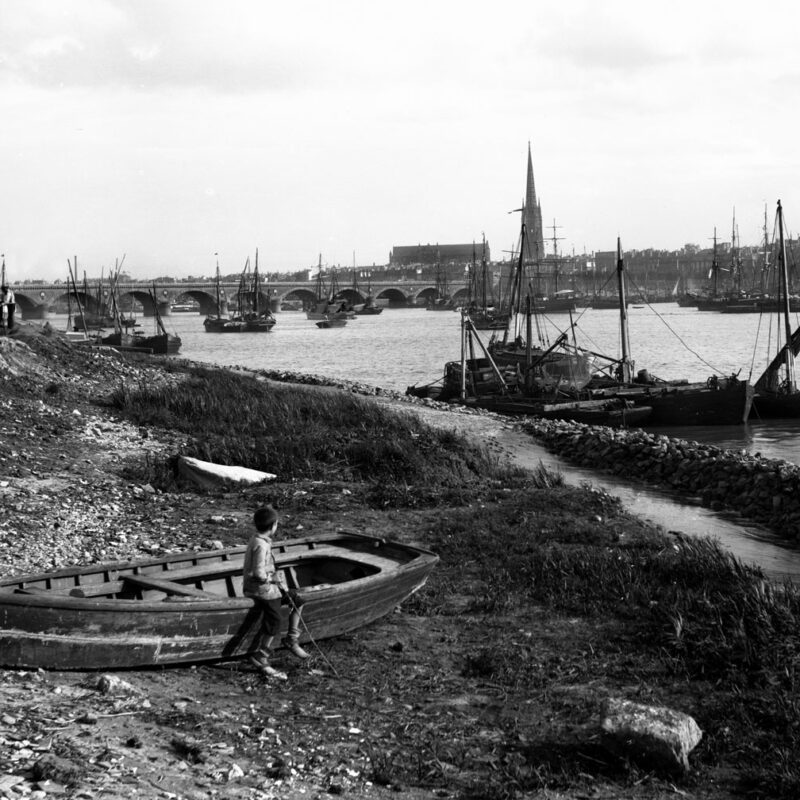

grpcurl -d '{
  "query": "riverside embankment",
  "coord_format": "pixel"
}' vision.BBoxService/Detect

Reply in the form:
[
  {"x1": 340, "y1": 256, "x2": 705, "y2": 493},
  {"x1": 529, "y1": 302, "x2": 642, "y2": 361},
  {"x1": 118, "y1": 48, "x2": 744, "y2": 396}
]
[{"x1": 517, "y1": 418, "x2": 800, "y2": 543}]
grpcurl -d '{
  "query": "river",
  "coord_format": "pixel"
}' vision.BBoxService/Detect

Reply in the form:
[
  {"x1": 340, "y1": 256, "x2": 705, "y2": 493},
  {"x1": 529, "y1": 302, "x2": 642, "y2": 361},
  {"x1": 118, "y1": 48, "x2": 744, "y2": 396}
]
[{"x1": 50, "y1": 304, "x2": 800, "y2": 579}]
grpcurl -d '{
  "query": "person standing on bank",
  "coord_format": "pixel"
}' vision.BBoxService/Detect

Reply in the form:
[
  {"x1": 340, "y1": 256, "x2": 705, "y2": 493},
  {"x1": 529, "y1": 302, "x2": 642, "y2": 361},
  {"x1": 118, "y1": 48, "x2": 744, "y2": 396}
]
[
  {"x1": 243, "y1": 505, "x2": 310, "y2": 679},
  {"x1": 0, "y1": 285, "x2": 14, "y2": 332}
]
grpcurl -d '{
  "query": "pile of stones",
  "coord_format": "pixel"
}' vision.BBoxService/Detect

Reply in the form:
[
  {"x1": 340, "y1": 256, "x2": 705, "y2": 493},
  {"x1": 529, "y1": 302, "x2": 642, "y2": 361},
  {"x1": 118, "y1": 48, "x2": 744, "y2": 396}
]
[{"x1": 521, "y1": 418, "x2": 800, "y2": 541}]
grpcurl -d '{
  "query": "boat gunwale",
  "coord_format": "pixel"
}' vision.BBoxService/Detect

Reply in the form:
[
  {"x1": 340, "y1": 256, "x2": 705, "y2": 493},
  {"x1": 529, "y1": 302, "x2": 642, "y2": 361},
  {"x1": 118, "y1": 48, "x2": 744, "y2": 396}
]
[
  {"x1": 0, "y1": 532, "x2": 436, "y2": 588},
  {"x1": 0, "y1": 557, "x2": 437, "y2": 612},
  {"x1": 0, "y1": 533, "x2": 439, "y2": 612}
]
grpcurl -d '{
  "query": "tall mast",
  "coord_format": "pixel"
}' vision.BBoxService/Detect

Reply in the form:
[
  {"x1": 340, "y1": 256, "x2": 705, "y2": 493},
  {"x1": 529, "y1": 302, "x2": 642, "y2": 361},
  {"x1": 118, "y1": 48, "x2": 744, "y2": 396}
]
[
  {"x1": 761, "y1": 205, "x2": 770, "y2": 295},
  {"x1": 254, "y1": 248, "x2": 260, "y2": 315},
  {"x1": 778, "y1": 200, "x2": 795, "y2": 393},
  {"x1": 481, "y1": 234, "x2": 488, "y2": 310},
  {"x1": 469, "y1": 241, "x2": 476, "y2": 306},
  {"x1": 731, "y1": 208, "x2": 738, "y2": 293},
  {"x1": 214, "y1": 253, "x2": 222, "y2": 317},
  {"x1": 711, "y1": 229, "x2": 719, "y2": 297},
  {"x1": 549, "y1": 218, "x2": 562, "y2": 293},
  {"x1": 616, "y1": 237, "x2": 633, "y2": 383}
]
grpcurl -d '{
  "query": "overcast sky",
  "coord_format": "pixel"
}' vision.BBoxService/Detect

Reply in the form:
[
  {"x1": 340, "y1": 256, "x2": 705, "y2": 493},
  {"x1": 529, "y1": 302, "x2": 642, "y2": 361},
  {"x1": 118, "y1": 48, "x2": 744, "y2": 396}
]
[{"x1": 1, "y1": 0, "x2": 798, "y2": 281}]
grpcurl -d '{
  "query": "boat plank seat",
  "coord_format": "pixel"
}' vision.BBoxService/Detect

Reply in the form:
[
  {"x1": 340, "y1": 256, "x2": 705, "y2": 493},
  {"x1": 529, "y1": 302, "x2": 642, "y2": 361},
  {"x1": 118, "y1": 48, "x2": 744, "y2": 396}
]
[
  {"x1": 285, "y1": 545, "x2": 395, "y2": 570},
  {"x1": 69, "y1": 581, "x2": 126, "y2": 598},
  {"x1": 14, "y1": 586, "x2": 54, "y2": 595},
  {"x1": 122, "y1": 574, "x2": 222, "y2": 599}
]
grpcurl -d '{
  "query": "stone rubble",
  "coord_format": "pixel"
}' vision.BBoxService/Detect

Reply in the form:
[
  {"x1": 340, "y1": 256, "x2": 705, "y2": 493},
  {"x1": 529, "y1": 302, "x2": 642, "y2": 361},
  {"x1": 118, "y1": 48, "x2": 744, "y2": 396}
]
[{"x1": 520, "y1": 417, "x2": 800, "y2": 540}]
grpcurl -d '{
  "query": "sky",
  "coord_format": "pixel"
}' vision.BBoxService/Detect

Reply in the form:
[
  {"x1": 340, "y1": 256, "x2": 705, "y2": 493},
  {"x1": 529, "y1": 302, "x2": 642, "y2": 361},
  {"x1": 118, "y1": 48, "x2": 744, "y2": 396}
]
[{"x1": 1, "y1": 0, "x2": 800, "y2": 281}]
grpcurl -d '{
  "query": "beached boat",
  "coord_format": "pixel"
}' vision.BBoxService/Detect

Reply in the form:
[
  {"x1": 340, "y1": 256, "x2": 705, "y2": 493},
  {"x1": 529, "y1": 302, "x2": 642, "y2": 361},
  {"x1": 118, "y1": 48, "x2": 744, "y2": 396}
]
[
  {"x1": 129, "y1": 284, "x2": 182, "y2": 355},
  {"x1": 0, "y1": 531, "x2": 438, "y2": 670}
]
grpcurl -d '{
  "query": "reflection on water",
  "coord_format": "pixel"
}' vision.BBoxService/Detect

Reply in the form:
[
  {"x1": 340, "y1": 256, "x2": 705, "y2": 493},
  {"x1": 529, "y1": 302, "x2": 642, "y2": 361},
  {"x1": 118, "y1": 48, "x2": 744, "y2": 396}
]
[{"x1": 646, "y1": 419, "x2": 800, "y2": 467}]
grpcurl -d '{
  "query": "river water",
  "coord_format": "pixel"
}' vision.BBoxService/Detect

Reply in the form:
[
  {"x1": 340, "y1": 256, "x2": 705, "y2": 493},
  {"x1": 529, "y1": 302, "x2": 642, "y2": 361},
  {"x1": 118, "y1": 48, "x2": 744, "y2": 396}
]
[{"x1": 50, "y1": 304, "x2": 800, "y2": 579}]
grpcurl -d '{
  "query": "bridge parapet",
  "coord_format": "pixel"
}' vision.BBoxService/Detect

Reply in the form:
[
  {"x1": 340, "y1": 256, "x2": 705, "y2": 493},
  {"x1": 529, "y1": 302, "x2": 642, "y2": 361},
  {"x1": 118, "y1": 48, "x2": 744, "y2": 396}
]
[{"x1": 10, "y1": 278, "x2": 474, "y2": 316}]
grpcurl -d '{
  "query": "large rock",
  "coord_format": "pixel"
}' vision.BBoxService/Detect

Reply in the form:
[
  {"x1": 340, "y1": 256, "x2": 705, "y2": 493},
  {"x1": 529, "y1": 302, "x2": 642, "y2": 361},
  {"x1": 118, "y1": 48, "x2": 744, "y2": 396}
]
[{"x1": 599, "y1": 697, "x2": 702, "y2": 775}]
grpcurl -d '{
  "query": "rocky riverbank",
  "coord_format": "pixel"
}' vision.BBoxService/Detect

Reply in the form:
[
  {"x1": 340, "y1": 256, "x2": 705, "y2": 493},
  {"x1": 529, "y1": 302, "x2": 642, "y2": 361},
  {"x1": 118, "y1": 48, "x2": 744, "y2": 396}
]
[{"x1": 519, "y1": 418, "x2": 800, "y2": 541}]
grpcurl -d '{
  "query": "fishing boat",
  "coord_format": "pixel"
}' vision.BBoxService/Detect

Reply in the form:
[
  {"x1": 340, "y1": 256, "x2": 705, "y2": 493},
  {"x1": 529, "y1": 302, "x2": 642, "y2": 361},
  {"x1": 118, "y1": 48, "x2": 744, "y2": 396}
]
[
  {"x1": 0, "y1": 531, "x2": 439, "y2": 671},
  {"x1": 316, "y1": 316, "x2": 348, "y2": 329},
  {"x1": 488, "y1": 220, "x2": 596, "y2": 391},
  {"x1": 426, "y1": 257, "x2": 455, "y2": 311},
  {"x1": 751, "y1": 200, "x2": 800, "y2": 418},
  {"x1": 408, "y1": 313, "x2": 649, "y2": 427},
  {"x1": 466, "y1": 237, "x2": 507, "y2": 329},
  {"x1": 242, "y1": 251, "x2": 277, "y2": 332},
  {"x1": 587, "y1": 238, "x2": 753, "y2": 426},
  {"x1": 204, "y1": 258, "x2": 244, "y2": 333},
  {"x1": 306, "y1": 262, "x2": 355, "y2": 321},
  {"x1": 72, "y1": 259, "x2": 123, "y2": 331},
  {"x1": 350, "y1": 264, "x2": 384, "y2": 316},
  {"x1": 130, "y1": 284, "x2": 182, "y2": 355}
]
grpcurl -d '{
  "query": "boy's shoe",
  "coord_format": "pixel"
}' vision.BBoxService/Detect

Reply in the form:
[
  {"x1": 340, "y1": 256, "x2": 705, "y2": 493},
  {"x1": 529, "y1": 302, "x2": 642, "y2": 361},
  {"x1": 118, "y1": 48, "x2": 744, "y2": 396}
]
[
  {"x1": 282, "y1": 637, "x2": 310, "y2": 660},
  {"x1": 261, "y1": 665, "x2": 288, "y2": 681}
]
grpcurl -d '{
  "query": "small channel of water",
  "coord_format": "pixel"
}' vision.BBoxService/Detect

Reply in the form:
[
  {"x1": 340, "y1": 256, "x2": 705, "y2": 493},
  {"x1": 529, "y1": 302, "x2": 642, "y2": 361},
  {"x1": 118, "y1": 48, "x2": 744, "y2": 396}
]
[{"x1": 494, "y1": 428, "x2": 800, "y2": 582}]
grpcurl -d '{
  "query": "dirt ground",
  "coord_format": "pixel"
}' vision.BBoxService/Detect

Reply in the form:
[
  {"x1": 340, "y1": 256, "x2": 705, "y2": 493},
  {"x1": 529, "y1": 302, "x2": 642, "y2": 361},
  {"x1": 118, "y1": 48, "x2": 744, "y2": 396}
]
[{"x1": 0, "y1": 327, "x2": 737, "y2": 800}]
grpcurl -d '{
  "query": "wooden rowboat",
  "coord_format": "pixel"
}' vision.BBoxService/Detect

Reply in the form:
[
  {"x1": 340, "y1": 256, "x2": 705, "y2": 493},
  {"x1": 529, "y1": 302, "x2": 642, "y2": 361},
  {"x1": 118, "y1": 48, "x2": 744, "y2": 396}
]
[{"x1": 0, "y1": 531, "x2": 438, "y2": 671}]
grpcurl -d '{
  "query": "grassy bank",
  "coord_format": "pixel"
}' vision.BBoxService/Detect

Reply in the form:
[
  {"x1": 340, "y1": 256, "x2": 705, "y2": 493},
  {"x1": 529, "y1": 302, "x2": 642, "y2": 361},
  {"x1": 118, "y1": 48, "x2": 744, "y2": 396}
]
[{"x1": 101, "y1": 363, "x2": 800, "y2": 798}]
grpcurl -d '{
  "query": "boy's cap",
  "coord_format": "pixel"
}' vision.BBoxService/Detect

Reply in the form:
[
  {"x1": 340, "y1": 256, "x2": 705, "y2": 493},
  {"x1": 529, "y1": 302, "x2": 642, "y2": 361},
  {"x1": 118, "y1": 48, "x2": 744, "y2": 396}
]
[{"x1": 254, "y1": 505, "x2": 278, "y2": 530}]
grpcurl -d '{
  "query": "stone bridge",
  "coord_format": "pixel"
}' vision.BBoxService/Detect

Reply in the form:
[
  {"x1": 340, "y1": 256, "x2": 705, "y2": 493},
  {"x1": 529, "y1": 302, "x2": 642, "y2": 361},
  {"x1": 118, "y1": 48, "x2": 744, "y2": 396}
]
[{"x1": 11, "y1": 279, "x2": 473, "y2": 319}]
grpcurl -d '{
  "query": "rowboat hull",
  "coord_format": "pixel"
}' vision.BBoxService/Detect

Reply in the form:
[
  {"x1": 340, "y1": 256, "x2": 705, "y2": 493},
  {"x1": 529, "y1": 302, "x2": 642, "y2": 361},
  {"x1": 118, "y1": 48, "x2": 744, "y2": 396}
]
[{"x1": 0, "y1": 533, "x2": 438, "y2": 671}]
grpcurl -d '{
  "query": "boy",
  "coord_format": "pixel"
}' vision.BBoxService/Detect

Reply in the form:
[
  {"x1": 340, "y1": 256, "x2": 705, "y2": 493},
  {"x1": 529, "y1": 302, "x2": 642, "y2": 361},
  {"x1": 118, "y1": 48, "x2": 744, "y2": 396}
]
[{"x1": 243, "y1": 505, "x2": 309, "y2": 679}]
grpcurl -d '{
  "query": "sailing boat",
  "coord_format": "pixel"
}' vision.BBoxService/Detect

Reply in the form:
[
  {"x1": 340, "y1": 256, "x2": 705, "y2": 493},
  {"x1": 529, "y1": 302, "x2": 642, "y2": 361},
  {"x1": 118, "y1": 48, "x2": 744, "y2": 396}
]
[
  {"x1": 467, "y1": 237, "x2": 506, "y2": 330},
  {"x1": 130, "y1": 284, "x2": 182, "y2": 355},
  {"x1": 408, "y1": 306, "x2": 651, "y2": 427},
  {"x1": 204, "y1": 257, "x2": 243, "y2": 333},
  {"x1": 243, "y1": 250, "x2": 276, "y2": 332},
  {"x1": 487, "y1": 219, "x2": 595, "y2": 394},
  {"x1": 720, "y1": 206, "x2": 800, "y2": 314},
  {"x1": 751, "y1": 200, "x2": 800, "y2": 418},
  {"x1": 97, "y1": 278, "x2": 137, "y2": 349},
  {"x1": 587, "y1": 238, "x2": 754, "y2": 425},
  {"x1": 72, "y1": 260, "x2": 116, "y2": 331},
  {"x1": 306, "y1": 262, "x2": 354, "y2": 321},
  {"x1": 426, "y1": 254, "x2": 453, "y2": 311},
  {"x1": 352, "y1": 260, "x2": 383, "y2": 315}
]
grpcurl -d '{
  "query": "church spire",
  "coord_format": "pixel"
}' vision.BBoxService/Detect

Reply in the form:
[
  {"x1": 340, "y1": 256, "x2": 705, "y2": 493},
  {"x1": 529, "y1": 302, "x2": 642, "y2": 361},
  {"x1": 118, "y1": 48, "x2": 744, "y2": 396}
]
[{"x1": 523, "y1": 142, "x2": 545, "y2": 262}]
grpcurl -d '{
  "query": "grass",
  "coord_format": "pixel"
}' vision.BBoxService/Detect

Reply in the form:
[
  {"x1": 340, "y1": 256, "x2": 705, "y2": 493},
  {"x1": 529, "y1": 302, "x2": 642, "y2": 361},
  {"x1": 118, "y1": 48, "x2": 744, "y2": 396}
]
[
  {"x1": 107, "y1": 365, "x2": 535, "y2": 504},
  {"x1": 406, "y1": 490, "x2": 800, "y2": 798}
]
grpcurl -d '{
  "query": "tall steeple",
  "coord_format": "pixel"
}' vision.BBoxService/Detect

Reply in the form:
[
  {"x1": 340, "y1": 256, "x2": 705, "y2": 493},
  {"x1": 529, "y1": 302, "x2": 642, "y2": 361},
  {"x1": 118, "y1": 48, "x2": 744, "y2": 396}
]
[{"x1": 523, "y1": 142, "x2": 545, "y2": 262}]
